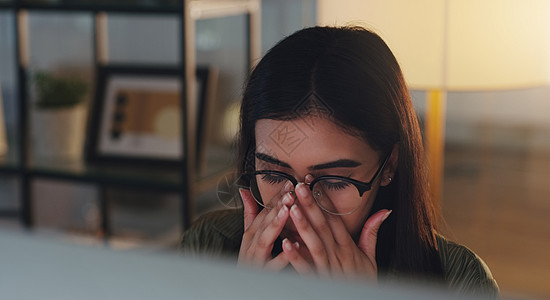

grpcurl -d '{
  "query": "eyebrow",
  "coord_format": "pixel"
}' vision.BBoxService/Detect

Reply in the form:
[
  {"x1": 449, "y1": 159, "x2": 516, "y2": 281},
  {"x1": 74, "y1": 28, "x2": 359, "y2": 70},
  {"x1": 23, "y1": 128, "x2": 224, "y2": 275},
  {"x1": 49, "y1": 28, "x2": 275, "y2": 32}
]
[
  {"x1": 255, "y1": 152, "x2": 362, "y2": 170},
  {"x1": 309, "y1": 159, "x2": 362, "y2": 170},
  {"x1": 255, "y1": 153, "x2": 291, "y2": 168}
]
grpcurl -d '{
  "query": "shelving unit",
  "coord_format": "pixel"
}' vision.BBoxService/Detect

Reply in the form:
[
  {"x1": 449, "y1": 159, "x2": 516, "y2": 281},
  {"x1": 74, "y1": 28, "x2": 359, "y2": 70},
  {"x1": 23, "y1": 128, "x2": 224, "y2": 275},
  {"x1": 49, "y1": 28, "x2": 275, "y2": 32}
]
[{"x1": 0, "y1": 0, "x2": 260, "y2": 241}]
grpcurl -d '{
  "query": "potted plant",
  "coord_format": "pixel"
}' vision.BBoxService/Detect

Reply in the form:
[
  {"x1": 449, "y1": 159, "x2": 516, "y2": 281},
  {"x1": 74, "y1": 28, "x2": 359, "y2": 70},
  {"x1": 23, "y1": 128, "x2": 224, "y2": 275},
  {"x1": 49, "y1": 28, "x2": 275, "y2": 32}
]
[
  {"x1": 34, "y1": 72, "x2": 87, "y2": 109},
  {"x1": 32, "y1": 71, "x2": 89, "y2": 160}
]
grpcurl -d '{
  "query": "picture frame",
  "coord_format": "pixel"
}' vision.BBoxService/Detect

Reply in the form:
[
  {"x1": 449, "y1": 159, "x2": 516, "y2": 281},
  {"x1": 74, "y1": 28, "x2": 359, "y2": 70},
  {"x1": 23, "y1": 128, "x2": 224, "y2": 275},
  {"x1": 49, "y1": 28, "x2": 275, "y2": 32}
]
[{"x1": 86, "y1": 65, "x2": 215, "y2": 168}]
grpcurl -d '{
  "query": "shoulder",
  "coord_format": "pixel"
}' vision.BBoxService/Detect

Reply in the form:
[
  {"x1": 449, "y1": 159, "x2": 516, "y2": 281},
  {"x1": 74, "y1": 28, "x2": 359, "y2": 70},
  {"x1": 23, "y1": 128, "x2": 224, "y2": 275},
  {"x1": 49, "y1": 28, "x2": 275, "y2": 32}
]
[
  {"x1": 180, "y1": 209, "x2": 243, "y2": 257},
  {"x1": 436, "y1": 234, "x2": 499, "y2": 298}
]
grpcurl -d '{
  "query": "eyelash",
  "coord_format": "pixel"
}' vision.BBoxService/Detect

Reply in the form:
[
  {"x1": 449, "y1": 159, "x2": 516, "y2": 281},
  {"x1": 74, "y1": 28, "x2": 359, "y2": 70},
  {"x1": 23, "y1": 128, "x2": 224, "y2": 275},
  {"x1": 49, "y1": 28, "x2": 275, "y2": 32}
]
[
  {"x1": 323, "y1": 180, "x2": 352, "y2": 191},
  {"x1": 260, "y1": 174, "x2": 287, "y2": 184},
  {"x1": 260, "y1": 172, "x2": 356, "y2": 192}
]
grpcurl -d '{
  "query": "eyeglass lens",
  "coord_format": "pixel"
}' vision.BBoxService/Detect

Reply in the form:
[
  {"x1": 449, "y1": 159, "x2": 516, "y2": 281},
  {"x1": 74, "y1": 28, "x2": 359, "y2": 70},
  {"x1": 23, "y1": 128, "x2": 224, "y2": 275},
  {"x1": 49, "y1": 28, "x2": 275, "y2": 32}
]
[{"x1": 250, "y1": 173, "x2": 362, "y2": 215}]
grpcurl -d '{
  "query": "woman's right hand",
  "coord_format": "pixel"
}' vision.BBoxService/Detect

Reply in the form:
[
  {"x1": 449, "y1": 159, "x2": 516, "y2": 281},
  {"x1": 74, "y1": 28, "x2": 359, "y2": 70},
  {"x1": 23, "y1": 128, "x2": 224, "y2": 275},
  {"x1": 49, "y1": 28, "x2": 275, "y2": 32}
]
[{"x1": 238, "y1": 188, "x2": 294, "y2": 271}]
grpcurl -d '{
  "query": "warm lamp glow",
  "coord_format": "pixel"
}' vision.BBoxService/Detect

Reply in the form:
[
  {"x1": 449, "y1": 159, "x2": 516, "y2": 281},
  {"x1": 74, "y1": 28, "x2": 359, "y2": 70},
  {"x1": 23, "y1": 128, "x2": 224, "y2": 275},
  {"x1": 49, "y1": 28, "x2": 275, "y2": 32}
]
[
  {"x1": 317, "y1": 0, "x2": 550, "y2": 203},
  {"x1": 317, "y1": 0, "x2": 445, "y2": 89},
  {"x1": 446, "y1": 0, "x2": 550, "y2": 90},
  {"x1": 317, "y1": 0, "x2": 550, "y2": 90}
]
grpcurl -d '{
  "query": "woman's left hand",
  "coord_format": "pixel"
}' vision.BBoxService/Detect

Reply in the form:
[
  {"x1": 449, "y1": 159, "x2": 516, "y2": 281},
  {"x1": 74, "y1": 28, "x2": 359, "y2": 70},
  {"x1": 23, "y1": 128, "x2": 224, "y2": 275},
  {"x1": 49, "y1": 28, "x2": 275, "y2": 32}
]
[{"x1": 282, "y1": 182, "x2": 391, "y2": 280}]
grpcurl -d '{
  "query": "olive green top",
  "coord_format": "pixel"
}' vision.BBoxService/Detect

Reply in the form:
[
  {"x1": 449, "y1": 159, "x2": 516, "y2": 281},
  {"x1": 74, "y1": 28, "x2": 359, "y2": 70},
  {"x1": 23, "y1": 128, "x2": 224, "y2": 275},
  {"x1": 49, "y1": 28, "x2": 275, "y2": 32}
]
[{"x1": 180, "y1": 209, "x2": 499, "y2": 298}]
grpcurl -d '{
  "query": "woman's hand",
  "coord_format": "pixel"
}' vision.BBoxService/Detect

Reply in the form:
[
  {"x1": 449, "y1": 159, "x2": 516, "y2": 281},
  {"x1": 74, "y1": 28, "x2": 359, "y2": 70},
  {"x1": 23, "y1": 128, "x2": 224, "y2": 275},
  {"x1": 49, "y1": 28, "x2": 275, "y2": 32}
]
[
  {"x1": 237, "y1": 188, "x2": 294, "y2": 271},
  {"x1": 283, "y1": 181, "x2": 391, "y2": 280}
]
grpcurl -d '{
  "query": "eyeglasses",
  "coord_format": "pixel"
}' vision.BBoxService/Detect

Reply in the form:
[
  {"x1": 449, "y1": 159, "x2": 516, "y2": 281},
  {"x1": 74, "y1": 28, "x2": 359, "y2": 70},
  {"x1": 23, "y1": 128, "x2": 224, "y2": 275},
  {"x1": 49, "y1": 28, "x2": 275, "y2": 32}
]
[{"x1": 242, "y1": 153, "x2": 390, "y2": 215}]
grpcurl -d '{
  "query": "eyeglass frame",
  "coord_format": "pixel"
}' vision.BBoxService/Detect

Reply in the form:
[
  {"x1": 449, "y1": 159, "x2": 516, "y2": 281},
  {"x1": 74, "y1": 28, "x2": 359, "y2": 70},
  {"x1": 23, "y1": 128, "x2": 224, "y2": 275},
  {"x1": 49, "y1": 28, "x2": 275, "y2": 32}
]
[{"x1": 241, "y1": 153, "x2": 391, "y2": 214}]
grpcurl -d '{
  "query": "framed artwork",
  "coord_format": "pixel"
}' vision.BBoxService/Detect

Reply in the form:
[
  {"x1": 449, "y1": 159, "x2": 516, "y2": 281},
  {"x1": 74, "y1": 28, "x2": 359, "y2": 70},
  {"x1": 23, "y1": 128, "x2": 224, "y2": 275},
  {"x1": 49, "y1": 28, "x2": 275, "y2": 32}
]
[{"x1": 86, "y1": 65, "x2": 215, "y2": 167}]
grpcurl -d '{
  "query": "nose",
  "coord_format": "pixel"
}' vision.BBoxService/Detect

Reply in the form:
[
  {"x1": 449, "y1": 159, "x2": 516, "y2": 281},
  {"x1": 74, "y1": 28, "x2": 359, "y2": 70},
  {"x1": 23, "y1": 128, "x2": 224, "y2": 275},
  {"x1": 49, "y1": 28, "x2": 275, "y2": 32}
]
[{"x1": 279, "y1": 174, "x2": 314, "y2": 203}]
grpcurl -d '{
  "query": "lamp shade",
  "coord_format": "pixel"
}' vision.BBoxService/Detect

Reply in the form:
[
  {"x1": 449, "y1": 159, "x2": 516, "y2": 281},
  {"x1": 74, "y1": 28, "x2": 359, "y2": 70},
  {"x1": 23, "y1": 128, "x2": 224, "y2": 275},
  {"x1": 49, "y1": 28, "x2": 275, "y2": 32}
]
[{"x1": 317, "y1": 0, "x2": 550, "y2": 90}]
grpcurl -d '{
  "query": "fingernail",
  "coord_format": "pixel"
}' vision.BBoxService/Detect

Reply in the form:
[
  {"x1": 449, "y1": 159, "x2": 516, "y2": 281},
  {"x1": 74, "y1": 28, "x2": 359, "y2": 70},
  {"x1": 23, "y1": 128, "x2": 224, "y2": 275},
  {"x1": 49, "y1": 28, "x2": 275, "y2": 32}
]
[
  {"x1": 291, "y1": 205, "x2": 303, "y2": 220},
  {"x1": 296, "y1": 183, "x2": 308, "y2": 198},
  {"x1": 382, "y1": 210, "x2": 392, "y2": 222},
  {"x1": 283, "y1": 238, "x2": 292, "y2": 251},
  {"x1": 294, "y1": 242, "x2": 300, "y2": 249},
  {"x1": 282, "y1": 193, "x2": 293, "y2": 206},
  {"x1": 283, "y1": 181, "x2": 294, "y2": 193},
  {"x1": 304, "y1": 174, "x2": 314, "y2": 183}
]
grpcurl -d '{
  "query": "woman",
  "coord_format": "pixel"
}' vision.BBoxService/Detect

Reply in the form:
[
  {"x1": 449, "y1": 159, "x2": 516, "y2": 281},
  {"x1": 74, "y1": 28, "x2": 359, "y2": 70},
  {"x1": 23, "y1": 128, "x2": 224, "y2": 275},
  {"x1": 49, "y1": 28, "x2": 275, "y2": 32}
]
[{"x1": 181, "y1": 26, "x2": 498, "y2": 297}]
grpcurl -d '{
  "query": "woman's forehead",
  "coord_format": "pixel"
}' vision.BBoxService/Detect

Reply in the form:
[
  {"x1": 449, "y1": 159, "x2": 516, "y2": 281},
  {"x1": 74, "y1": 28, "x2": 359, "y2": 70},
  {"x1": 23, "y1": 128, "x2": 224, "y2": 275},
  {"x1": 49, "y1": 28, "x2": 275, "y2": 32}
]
[{"x1": 254, "y1": 117, "x2": 378, "y2": 168}]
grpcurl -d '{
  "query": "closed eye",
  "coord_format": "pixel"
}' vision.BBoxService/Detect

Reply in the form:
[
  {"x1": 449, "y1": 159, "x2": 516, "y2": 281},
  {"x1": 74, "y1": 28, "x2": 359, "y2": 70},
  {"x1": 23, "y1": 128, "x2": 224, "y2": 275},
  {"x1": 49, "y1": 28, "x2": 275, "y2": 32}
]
[
  {"x1": 320, "y1": 179, "x2": 352, "y2": 191},
  {"x1": 260, "y1": 174, "x2": 287, "y2": 185}
]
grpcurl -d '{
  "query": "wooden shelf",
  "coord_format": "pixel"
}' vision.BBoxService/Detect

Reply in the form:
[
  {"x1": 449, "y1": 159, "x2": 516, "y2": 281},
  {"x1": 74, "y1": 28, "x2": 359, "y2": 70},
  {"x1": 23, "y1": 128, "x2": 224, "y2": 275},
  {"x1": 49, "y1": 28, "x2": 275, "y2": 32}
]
[
  {"x1": 29, "y1": 158, "x2": 182, "y2": 191},
  {"x1": 190, "y1": 0, "x2": 258, "y2": 20},
  {"x1": 1, "y1": 0, "x2": 258, "y2": 16},
  {"x1": 11, "y1": 1, "x2": 181, "y2": 14},
  {"x1": 0, "y1": 0, "x2": 259, "y2": 237},
  {"x1": 0, "y1": 151, "x2": 18, "y2": 175},
  {"x1": 1, "y1": 146, "x2": 235, "y2": 191}
]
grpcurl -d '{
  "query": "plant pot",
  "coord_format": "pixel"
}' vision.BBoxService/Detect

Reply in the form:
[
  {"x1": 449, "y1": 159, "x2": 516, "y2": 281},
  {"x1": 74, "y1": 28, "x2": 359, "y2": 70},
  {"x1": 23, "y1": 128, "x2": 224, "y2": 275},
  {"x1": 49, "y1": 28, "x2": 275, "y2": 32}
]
[{"x1": 32, "y1": 105, "x2": 87, "y2": 161}]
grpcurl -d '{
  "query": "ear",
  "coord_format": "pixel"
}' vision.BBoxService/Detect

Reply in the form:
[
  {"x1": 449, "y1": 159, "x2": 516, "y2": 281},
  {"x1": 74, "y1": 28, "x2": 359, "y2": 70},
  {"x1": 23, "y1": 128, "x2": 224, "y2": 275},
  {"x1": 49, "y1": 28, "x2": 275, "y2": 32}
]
[{"x1": 380, "y1": 143, "x2": 399, "y2": 187}]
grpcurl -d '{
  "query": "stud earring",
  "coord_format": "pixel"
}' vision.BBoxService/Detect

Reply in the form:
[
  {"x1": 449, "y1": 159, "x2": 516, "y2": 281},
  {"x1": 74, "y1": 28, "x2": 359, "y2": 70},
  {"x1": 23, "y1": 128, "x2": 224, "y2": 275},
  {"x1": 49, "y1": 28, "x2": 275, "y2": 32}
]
[{"x1": 387, "y1": 176, "x2": 393, "y2": 183}]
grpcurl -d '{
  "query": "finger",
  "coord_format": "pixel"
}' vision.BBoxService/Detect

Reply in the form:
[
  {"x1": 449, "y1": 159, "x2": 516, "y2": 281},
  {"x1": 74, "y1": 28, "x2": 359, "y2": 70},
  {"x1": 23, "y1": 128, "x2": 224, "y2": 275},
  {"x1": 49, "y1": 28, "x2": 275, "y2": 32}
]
[
  {"x1": 289, "y1": 204, "x2": 330, "y2": 277},
  {"x1": 281, "y1": 191, "x2": 295, "y2": 208},
  {"x1": 239, "y1": 202, "x2": 286, "y2": 266},
  {"x1": 246, "y1": 191, "x2": 287, "y2": 236},
  {"x1": 294, "y1": 183, "x2": 337, "y2": 245},
  {"x1": 240, "y1": 191, "x2": 281, "y2": 261},
  {"x1": 301, "y1": 178, "x2": 355, "y2": 247},
  {"x1": 240, "y1": 188, "x2": 259, "y2": 231},
  {"x1": 357, "y1": 209, "x2": 392, "y2": 262},
  {"x1": 296, "y1": 181, "x2": 356, "y2": 274},
  {"x1": 244, "y1": 202, "x2": 289, "y2": 266},
  {"x1": 262, "y1": 180, "x2": 294, "y2": 209},
  {"x1": 282, "y1": 238, "x2": 314, "y2": 276},
  {"x1": 252, "y1": 205, "x2": 289, "y2": 259},
  {"x1": 265, "y1": 252, "x2": 289, "y2": 272}
]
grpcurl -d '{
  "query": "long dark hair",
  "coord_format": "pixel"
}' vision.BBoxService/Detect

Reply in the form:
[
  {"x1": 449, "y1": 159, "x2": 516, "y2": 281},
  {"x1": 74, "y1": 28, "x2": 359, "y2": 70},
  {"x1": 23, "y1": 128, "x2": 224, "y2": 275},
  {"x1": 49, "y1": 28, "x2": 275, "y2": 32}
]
[{"x1": 237, "y1": 26, "x2": 443, "y2": 278}]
